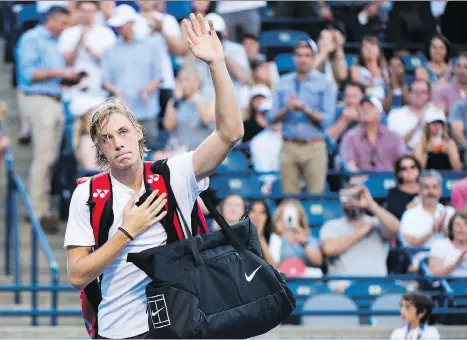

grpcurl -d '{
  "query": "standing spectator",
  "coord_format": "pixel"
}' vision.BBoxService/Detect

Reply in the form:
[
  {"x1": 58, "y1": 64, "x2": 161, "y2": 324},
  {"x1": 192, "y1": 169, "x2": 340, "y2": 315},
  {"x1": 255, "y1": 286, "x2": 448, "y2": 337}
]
[
  {"x1": 242, "y1": 88, "x2": 270, "y2": 142},
  {"x1": 269, "y1": 199, "x2": 322, "y2": 269},
  {"x1": 449, "y1": 99, "x2": 467, "y2": 147},
  {"x1": 339, "y1": 96, "x2": 407, "y2": 171},
  {"x1": 320, "y1": 183, "x2": 400, "y2": 292},
  {"x1": 102, "y1": 4, "x2": 163, "y2": 145},
  {"x1": 412, "y1": 109, "x2": 462, "y2": 171},
  {"x1": 215, "y1": 1, "x2": 266, "y2": 43},
  {"x1": 313, "y1": 28, "x2": 348, "y2": 88},
  {"x1": 415, "y1": 33, "x2": 452, "y2": 87},
  {"x1": 163, "y1": 65, "x2": 215, "y2": 152},
  {"x1": 431, "y1": 52, "x2": 467, "y2": 115},
  {"x1": 350, "y1": 35, "x2": 388, "y2": 100},
  {"x1": 248, "y1": 200, "x2": 274, "y2": 266},
  {"x1": 16, "y1": 6, "x2": 79, "y2": 233},
  {"x1": 382, "y1": 55, "x2": 408, "y2": 112},
  {"x1": 58, "y1": 0, "x2": 116, "y2": 97},
  {"x1": 268, "y1": 39, "x2": 337, "y2": 194},
  {"x1": 387, "y1": 80, "x2": 439, "y2": 149},
  {"x1": 400, "y1": 170, "x2": 454, "y2": 271},
  {"x1": 429, "y1": 210, "x2": 467, "y2": 277},
  {"x1": 386, "y1": 155, "x2": 422, "y2": 220}
]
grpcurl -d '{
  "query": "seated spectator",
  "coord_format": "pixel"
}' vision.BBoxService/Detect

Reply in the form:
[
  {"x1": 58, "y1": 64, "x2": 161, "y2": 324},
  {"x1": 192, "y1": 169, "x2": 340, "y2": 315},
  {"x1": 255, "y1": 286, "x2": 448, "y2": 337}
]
[
  {"x1": 238, "y1": 55, "x2": 273, "y2": 116},
  {"x1": 320, "y1": 183, "x2": 400, "y2": 292},
  {"x1": 412, "y1": 108, "x2": 462, "y2": 171},
  {"x1": 350, "y1": 35, "x2": 388, "y2": 100},
  {"x1": 451, "y1": 177, "x2": 467, "y2": 210},
  {"x1": 268, "y1": 39, "x2": 336, "y2": 194},
  {"x1": 339, "y1": 96, "x2": 407, "y2": 171},
  {"x1": 415, "y1": 33, "x2": 452, "y2": 87},
  {"x1": 242, "y1": 87, "x2": 269, "y2": 142},
  {"x1": 326, "y1": 82, "x2": 364, "y2": 146},
  {"x1": 429, "y1": 210, "x2": 467, "y2": 277},
  {"x1": 248, "y1": 200, "x2": 274, "y2": 266},
  {"x1": 386, "y1": 155, "x2": 422, "y2": 220},
  {"x1": 212, "y1": 194, "x2": 246, "y2": 230},
  {"x1": 249, "y1": 99, "x2": 282, "y2": 187},
  {"x1": 269, "y1": 199, "x2": 322, "y2": 269},
  {"x1": 70, "y1": 94, "x2": 104, "y2": 171},
  {"x1": 163, "y1": 65, "x2": 215, "y2": 151},
  {"x1": 241, "y1": 34, "x2": 279, "y2": 86},
  {"x1": 382, "y1": 55, "x2": 408, "y2": 112},
  {"x1": 387, "y1": 79, "x2": 440, "y2": 149},
  {"x1": 313, "y1": 28, "x2": 348, "y2": 88},
  {"x1": 400, "y1": 170, "x2": 454, "y2": 271},
  {"x1": 432, "y1": 52, "x2": 467, "y2": 115},
  {"x1": 449, "y1": 99, "x2": 467, "y2": 147},
  {"x1": 390, "y1": 292, "x2": 440, "y2": 340}
]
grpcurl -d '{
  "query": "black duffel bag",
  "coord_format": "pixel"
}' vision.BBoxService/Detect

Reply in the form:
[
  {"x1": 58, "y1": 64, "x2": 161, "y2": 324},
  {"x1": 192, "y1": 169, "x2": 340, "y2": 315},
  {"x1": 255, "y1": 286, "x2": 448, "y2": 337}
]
[{"x1": 127, "y1": 192, "x2": 296, "y2": 339}]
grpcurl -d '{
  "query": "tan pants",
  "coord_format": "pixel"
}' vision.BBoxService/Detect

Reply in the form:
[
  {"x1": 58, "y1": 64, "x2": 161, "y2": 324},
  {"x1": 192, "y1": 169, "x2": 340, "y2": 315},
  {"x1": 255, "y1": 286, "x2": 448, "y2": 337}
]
[
  {"x1": 20, "y1": 95, "x2": 65, "y2": 218},
  {"x1": 279, "y1": 140, "x2": 328, "y2": 194}
]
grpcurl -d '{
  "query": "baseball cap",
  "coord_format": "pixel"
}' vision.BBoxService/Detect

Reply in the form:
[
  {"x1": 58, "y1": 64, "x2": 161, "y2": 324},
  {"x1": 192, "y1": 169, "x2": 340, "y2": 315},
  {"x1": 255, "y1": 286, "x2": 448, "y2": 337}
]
[
  {"x1": 258, "y1": 98, "x2": 273, "y2": 113},
  {"x1": 360, "y1": 95, "x2": 383, "y2": 114},
  {"x1": 204, "y1": 13, "x2": 226, "y2": 32},
  {"x1": 249, "y1": 85, "x2": 272, "y2": 100},
  {"x1": 250, "y1": 54, "x2": 267, "y2": 70},
  {"x1": 70, "y1": 95, "x2": 106, "y2": 118},
  {"x1": 294, "y1": 38, "x2": 318, "y2": 54},
  {"x1": 107, "y1": 4, "x2": 137, "y2": 28},
  {"x1": 424, "y1": 106, "x2": 446, "y2": 124}
]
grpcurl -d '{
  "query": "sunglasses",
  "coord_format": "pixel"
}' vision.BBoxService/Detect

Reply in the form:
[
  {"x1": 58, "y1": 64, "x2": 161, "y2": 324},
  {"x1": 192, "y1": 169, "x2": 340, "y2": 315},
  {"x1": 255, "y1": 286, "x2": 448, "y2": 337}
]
[{"x1": 400, "y1": 164, "x2": 417, "y2": 171}]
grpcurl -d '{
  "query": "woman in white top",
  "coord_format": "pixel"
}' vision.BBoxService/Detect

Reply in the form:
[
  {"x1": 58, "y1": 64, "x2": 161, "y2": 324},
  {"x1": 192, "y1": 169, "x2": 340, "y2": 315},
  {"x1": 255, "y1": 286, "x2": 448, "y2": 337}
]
[
  {"x1": 429, "y1": 210, "x2": 467, "y2": 276},
  {"x1": 390, "y1": 291, "x2": 440, "y2": 340}
]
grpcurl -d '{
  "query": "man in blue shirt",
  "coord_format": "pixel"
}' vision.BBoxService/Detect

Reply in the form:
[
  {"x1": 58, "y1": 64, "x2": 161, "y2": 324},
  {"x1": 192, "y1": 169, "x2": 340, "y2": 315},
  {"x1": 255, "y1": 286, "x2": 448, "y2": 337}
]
[
  {"x1": 16, "y1": 6, "x2": 79, "y2": 234},
  {"x1": 102, "y1": 4, "x2": 163, "y2": 146},
  {"x1": 268, "y1": 39, "x2": 337, "y2": 194}
]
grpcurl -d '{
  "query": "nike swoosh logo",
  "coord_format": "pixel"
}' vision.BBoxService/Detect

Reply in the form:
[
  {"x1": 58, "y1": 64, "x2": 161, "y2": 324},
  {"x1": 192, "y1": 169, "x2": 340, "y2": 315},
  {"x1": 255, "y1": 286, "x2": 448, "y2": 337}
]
[
  {"x1": 245, "y1": 265, "x2": 262, "y2": 282},
  {"x1": 151, "y1": 307, "x2": 165, "y2": 317}
]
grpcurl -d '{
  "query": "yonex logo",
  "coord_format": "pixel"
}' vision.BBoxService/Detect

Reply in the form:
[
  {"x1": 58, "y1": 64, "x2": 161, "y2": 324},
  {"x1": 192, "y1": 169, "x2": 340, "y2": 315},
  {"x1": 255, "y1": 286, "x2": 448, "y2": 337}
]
[
  {"x1": 92, "y1": 189, "x2": 109, "y2": 198},
  {"x1": 148, "y1": 174, "x2": 160, "y2": 184}
]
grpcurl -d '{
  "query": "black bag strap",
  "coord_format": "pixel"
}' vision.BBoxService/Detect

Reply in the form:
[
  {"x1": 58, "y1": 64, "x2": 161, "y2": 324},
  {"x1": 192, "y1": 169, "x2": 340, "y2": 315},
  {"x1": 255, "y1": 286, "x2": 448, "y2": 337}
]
[{"x1": 174, "y1": 203, "x2": 204, "y2": 266}]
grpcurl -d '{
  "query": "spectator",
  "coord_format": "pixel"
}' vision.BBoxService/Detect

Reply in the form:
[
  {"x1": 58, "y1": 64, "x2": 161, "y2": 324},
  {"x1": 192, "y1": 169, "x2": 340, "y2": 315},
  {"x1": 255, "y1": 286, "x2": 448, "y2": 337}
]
[
  {"x1": 339, "y1": 96, "x2": 407, "y2": 171},
  {"x1": 449, "y1": 99, "x2": 467, "y2": 147},
  {"x1": 390, "y1": 292, "x2": 439, "y2": 340},
  {"x1": 163, "y1": 65, "x2": 215, "y2": 152},
  {"x1": 94, "y1": 1, "x2": 116, "y2": 26},
  {"x1": 387, "y1": 79, "x2": 439, "y2": 149},
  {"x1": 58, "y1": 0, "x2": 116, "y2": 97},
  {"x1": 242, "y1": 87, "x2": 270, "y2": 142},
  {"x1": 431, "y1": 52, "x2": 467, "y2": 114},
  {"x1": 238, "y1": 55, "x2": 274, "y2": 116},
  {"x1": 350, "y1": 35, "x2": 388, "y2": 100},
  {"x1": 382, "y1": 55, "x2": 408, "y2": 112},
  {"x1": 386, "y1": 155, "x2": 421, "y2": 220},
  {"x1": 415, "y1": 33, "x2": 452, "y2": 87},
  {"x1": 70, "y1": 94, "x2": 105, "y2": 171},
  {"x1": 102, "y1": 4, "x2": 163, "y2": 145},
  {"x1": 429, "y1": 211, "x2": 467, "y2": 277},
  {"x1": 451, "y1": 177, "x2": 467, "y2": 210},
  {"x1": 249, "y1": 99, "x2": 282, "y2": 187},
  {"x1": 212, "y1": 194, "x2": 246, "y2": 230},
  {"x1": 313, "y1": 28, "x2": 348, "y2": 88},
  {"x1": 192, "y1": 0, "x2": 216, "y2": 16},
  {"x1": 269, "y1": 199, "x2": 322, "y2": 269},
  {"x1": 320, "y1": 183, "x2": 400, "y2": 292},
  {"x1": 400, "y1": 170, "x2": 455, "y2": 271},
  {"x1": 215, "y1": 1, "x2": 266, "y2": 43},
  {"x1": 248, "y1": 200, "x2": 274, "y2": 266},
  {"x1": 268, "y1": 39, "x2": 337, "y2": 194},
  {"x1": 327, "y1": 82, "x2": 364, "y2": 146},
  {"x1": 16, "y1": 6, "x2": 79, "y2": 234},
  {"x1": 412, "y1": 108, "x2": 462, "y2": 171}
]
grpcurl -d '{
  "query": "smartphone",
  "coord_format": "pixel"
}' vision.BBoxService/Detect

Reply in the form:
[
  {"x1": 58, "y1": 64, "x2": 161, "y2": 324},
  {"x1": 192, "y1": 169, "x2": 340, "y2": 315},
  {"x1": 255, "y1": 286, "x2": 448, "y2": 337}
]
[{"x1": 283, "y1": 206, "x2": 298, "y2": 228}]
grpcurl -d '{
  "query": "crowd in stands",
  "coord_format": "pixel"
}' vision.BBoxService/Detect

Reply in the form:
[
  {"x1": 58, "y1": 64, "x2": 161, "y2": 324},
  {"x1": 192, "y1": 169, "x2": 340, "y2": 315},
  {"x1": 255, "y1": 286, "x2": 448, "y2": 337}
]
[{"x1": 3, "y1": 0, "x2": 467, "y2": 326}]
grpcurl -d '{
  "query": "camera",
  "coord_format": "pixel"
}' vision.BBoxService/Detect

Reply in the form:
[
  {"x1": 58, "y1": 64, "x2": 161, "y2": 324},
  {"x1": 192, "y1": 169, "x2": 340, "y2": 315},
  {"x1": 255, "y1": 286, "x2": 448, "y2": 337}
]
[
  {"x1": 339, "y1": 187, "x2": 362, "y2": 203},
  {"x1": 283, "y1": 206, "x2": 298, "y2": 228}
]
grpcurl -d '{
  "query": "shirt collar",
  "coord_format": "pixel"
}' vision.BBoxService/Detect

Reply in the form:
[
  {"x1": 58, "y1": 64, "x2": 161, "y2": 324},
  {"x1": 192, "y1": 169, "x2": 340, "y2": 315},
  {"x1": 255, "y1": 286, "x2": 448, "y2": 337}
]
[
  {"x1": 37, "y1": 25, "x2": 56, "y2": 40},
  {"x1": 358, "y1": 124, "x2": 384, "y2": 141},
  {"x1": 109, "y1": 171, "x2": 146, "y2": 197}
]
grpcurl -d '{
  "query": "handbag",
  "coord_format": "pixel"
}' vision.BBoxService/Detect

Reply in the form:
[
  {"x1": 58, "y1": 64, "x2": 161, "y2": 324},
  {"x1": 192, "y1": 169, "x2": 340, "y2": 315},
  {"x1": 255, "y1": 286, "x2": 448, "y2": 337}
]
[{"x1": 127, "y1": 192, "x2": 296, "y2": 339}]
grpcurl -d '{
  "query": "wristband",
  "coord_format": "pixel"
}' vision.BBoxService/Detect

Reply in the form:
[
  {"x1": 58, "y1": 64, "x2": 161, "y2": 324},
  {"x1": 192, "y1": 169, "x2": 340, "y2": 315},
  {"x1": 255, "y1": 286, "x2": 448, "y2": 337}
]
[{"x1": 118, "y1": 227, "x2": 134, "y2": 241}]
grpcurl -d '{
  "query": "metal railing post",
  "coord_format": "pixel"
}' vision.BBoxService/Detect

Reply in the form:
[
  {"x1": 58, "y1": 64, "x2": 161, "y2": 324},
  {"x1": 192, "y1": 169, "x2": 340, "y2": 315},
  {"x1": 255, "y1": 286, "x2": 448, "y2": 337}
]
[
  {"x1": 11, "y1": 176, "x2": 21, "y2": 304},
  {"x1": 4, "y1": 162, "x2": 13, "y2": 276},
  {"x1": 31, "y1": 221, "x2": 38, "y2": 326}
]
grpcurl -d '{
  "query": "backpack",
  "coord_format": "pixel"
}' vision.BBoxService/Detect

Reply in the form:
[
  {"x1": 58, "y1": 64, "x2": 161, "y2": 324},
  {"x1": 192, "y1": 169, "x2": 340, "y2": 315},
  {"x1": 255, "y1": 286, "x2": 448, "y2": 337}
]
[{"x1": 75, "y1": 160, "x2": 209, "y2": 339}]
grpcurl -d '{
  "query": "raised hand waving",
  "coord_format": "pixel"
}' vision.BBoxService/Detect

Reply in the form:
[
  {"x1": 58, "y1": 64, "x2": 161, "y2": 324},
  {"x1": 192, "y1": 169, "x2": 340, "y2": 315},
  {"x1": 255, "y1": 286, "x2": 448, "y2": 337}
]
[{"x1": 182, "y1": 13, "x2": 225, "y2": 65}]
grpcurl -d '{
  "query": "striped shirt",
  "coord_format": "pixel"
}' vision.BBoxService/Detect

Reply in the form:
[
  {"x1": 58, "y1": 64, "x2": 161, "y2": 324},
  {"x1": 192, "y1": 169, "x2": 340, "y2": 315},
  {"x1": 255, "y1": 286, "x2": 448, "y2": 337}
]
[{"x1": 16, "y1": 25, "x2": 66, "y2": 96}]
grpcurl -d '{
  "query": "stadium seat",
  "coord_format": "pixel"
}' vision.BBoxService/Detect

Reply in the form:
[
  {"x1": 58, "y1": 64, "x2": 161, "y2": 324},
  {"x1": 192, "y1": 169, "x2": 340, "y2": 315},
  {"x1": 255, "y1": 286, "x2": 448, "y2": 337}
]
[
  {"x1": 404, "y1": 74, "x2": 415, "y2": 86},
  {"x1": 345, "y1": 54, "x2": 358, "y2": 67},
  {"x1": 17, "y1": 4, "x2": 41, "y2": 26},
  {"x1": 302, "y1": 199, "x2": 343, "y2": 226},
  {"x1": 344, "y1": 281, "x2": 407, "y2": 309},
  {"x1": 216, "y1": 151, "x2": 249, "y2": 173},
  {"x1": 211, "y1": 177, "x2": 263, "y2": 198},
  {"x1": 260, "y1": 30, "x2": 310, "y2": 57},
  {"x1": 274, "y1": 53, "x2": 294, "y2": 75},
  {"x1": 301, "y1": 293, "x2": 359, "y2": 327},
  {"x1": 364, "y1": 172, "x2": 396, "y2": 199},
  {"x1": 370, "y1": 293, "x2": 404, "y2": 327},
  {"x1": 165, "y1": 1, "x2": 191, "y2": 20},
  {"x1": 448, "y1": 280, "x2": 467, "y2": 306},
  {"x1": 439, "y1": 171, "x2": 467, "y2": 199},
  {"x1": 402, "y1": 55, "x2": 427, "y2": 73}
]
